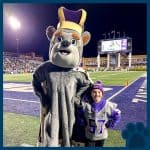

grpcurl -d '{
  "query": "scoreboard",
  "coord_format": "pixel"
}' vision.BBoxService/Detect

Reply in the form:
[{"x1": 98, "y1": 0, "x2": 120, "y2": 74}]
[{"x1": 98, "y1": 38, "x2": 132, "y2": 53}]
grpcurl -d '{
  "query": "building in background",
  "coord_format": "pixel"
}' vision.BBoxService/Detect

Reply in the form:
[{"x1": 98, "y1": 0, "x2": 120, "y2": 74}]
[{"x1": 82, "y1": 54, "x2": 147, "y2": 71}]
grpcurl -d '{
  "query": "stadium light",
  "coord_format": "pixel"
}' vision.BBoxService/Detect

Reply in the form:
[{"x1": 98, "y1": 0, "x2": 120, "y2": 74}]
[
  {"x1": 8, "y1": 16, "x2": 21, "y2": 54},
  {"x1": 9, "y1": 16, "x2": 21, "y2": 31}
]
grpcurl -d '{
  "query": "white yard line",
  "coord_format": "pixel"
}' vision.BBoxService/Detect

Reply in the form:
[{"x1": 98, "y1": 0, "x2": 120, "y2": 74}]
[
  {"x1": 4, "y1": 98, "x2": 40, "y2": 104},
  {"x1": 4, "y1": 73, "x2": 146, "y2": 104},
  {"x1": 106, "y1": 76, "x2": 144, "y2": 101}
]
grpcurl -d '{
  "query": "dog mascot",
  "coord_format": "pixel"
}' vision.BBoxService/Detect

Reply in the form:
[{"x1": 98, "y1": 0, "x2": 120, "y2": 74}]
[{"x1": 32, "y1": 6, "x2": 91, "y2": 146}]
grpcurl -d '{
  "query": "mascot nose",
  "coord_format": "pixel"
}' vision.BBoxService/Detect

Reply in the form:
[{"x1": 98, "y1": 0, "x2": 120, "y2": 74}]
[{"x1": 61, "y1": 40, "x2": 70, "y2": 48}]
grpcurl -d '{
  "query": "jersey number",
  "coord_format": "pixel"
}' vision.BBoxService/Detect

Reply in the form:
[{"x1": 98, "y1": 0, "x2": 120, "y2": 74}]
[{"x1": 89, "y1": 119, "x2": 105, "y2": 134}]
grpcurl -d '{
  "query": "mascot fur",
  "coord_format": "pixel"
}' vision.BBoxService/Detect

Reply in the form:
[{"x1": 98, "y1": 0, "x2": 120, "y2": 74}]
[{"x1": 32, "y1": 6, "x2": 91, "y2": 146}]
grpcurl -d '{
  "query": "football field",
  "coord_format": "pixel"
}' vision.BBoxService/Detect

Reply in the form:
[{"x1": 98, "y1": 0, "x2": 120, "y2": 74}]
[{"x1": 3, "y1": 71, "x2": 147, "y2": 146}]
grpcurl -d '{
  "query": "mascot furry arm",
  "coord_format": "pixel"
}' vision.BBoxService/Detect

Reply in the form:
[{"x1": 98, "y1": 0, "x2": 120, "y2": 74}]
[{"x1": 32, "y1": 6, "x2": 92, "y2": 146}]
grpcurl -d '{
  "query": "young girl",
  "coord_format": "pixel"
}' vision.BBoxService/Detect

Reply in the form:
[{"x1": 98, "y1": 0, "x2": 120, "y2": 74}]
[{"x1": 74, "y1": 80, "x2": 121, "y2": 147}]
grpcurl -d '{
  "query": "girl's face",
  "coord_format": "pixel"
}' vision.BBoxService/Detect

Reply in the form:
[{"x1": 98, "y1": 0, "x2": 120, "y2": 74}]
[{"x1": 91, "y1": 89, "x2": 103, "y2": 103}]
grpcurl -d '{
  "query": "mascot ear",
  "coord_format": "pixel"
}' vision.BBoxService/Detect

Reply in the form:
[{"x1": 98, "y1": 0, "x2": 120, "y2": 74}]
[
  {"x1": 82, "y1": 31, "x2": 91, "y2": 46},
  {"x1": 46, "y1": 26, "x2": 56, "y2": 41}
]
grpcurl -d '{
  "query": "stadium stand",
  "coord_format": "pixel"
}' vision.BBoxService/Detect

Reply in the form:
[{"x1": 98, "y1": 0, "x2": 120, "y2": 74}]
[
  {"x1": 3, "y1": 52, "x2": 146, "y2": 74},
  {"x1": 3, "y1": 52, "x2": 44, "y2": 74}
]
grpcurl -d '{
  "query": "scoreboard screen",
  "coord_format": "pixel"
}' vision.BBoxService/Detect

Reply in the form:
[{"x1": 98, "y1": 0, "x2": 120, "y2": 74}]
[{"x1": 99, "y1": 38, "x2": 132, "y2": 53}]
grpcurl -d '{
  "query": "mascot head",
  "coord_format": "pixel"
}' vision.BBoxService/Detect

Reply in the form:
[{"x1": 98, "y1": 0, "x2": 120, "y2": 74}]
[{"x1": 46, "y1": 7, "x2": 91, "y2": 68}]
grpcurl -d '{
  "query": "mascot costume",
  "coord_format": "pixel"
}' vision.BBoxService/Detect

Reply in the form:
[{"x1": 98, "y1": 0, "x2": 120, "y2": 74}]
[{"x1": 32, "y1": 6, "x2": 92, "y2": 146}]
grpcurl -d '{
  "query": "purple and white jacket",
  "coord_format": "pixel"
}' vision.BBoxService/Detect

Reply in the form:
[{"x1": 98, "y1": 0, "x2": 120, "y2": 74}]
[{"x1": 81, "y1": 98, "x2": 121, "y2": 141}]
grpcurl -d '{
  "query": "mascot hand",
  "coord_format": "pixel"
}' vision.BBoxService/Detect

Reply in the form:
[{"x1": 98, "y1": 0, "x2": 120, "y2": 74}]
[{"x1": 73, "y1": 96, "x2": 81, "y2": 106}]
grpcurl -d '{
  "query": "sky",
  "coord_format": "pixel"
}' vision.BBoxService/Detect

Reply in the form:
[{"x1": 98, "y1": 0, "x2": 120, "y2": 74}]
[{"x1": 3, "y1": 3, "x2": 146, "y2": 60}]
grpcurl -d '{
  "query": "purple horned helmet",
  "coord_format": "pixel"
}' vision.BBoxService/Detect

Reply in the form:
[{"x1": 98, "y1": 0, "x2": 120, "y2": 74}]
[{"x1": 57, "y1": 6, "x2": 87, "y2": 34}]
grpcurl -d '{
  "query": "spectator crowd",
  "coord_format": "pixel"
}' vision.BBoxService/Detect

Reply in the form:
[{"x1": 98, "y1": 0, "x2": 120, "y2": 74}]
[{"x1": 3, "y1": 52, "x2": 43, "y2": 74}]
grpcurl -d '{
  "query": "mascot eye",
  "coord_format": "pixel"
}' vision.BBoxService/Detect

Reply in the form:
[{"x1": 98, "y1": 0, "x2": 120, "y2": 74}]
[
  {"x1": 57, "y1": 36, "x2": 63, "y2": 42},
  {"x1": 71, "y1": 39, "x2": 77, "y2": 45}
]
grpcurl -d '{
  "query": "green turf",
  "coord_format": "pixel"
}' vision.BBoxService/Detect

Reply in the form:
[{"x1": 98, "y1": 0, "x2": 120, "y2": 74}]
[
  {"x1": 105, "y1": 129, "x2": 125, "y2": 147},
  {"x1": 89, "y1": 71, "x2": 146, "y2": 85},
  {"x1": 3, "y1": 112, "x2": 125, "y2": 147},
  {"x1": 3, "y1": 73, "x2": 33, "y2": 82},
  {"x1": 3, "y1": 112, "x2": 39, "y2": 147},
  {"x1": 3, "y1": 71, "x2": 146, "y2": 86}
]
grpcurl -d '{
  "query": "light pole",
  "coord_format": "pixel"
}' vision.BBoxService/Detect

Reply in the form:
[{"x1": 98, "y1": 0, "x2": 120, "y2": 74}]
[
  {"x1": 123, "y1": 32, "x2": 126, "y2": 37},
  {"x1": 111, "y1": 30, "x2": 115, "y2": 39},
  {"x1": 108, "y1": 32, "x2": 110, "y2": 39},
  {"x1": 8, "y1": 16, "x2": 21, "y2": 54},
  {"x1": 117, "y1": 32, "x2": 120, "y2": 38},
  {"x1": 102, "y1": 33, "x2": 106, "y2": 39}
]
